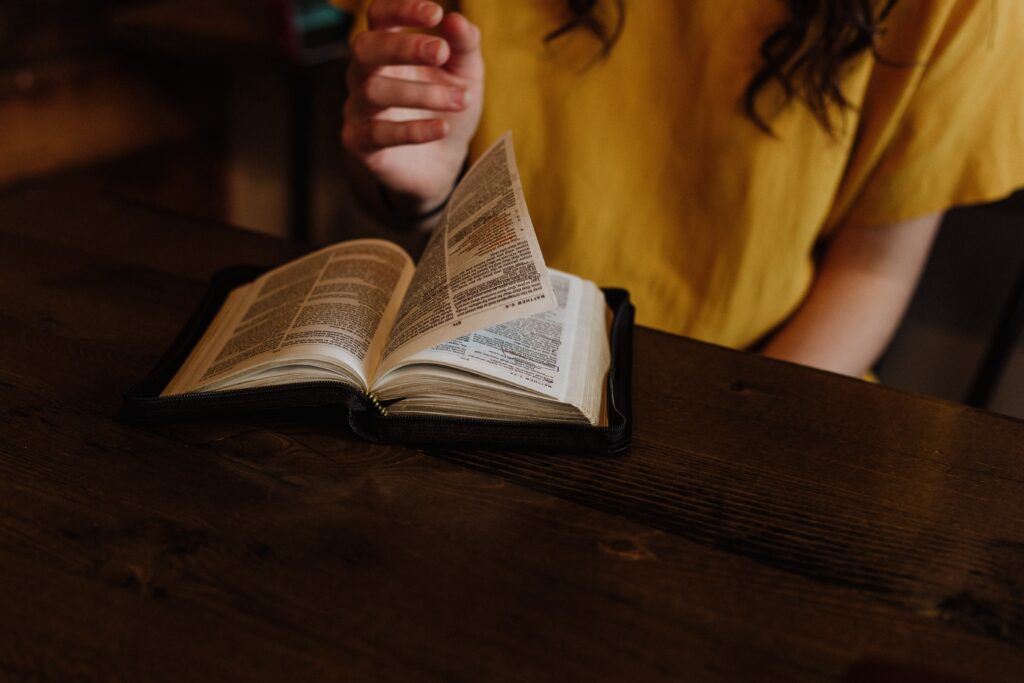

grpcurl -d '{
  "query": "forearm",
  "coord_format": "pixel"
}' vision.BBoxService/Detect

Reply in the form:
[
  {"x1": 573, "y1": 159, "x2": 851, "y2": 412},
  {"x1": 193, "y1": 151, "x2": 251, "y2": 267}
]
[{"x1": 762, "y1": 212, "x2": 942, "y2": 377}]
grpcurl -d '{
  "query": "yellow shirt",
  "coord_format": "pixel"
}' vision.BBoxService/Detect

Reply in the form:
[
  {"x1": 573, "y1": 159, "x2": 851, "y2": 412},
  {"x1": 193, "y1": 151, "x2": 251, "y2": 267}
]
[{"x1": 344, "y1": 0, "x2": 1024, "y2": 347}]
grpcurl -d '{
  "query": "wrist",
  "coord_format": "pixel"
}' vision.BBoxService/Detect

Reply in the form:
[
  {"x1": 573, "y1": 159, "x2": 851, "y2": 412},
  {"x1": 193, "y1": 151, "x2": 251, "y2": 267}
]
[
  {"x1": 379, "y1": 183, "x2": 453, "y2": 226},
  {"x1": 379, "y1": 158, "x2": 469, "y2": 226}
]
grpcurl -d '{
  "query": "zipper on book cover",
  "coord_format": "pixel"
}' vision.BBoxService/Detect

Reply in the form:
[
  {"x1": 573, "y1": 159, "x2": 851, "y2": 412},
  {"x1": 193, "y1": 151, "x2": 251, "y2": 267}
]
[
  {"x1": 132, "y1": 383, "x2": 608, "y2": 430},
  {"x1": 364, "y1": 391, "x2": 389, "y2": 416},
  {"x1": 376, "y1": 411, "x2": 616, "y2": 432},
  {"x1": 129, "y1": 380, "x2": 358, "y2": 404}
]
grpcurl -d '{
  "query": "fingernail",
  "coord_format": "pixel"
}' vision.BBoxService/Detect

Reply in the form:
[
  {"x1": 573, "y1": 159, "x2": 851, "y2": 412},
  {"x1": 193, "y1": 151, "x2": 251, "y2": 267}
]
[
  {"x1": 450, "y1": 88, "x2": 465, "y2": 107},
  {"x1": 424, "y1": 38, "x2": 444, "y2": 63},
  {"x1": 418, "y1": 2, "x2": 438, "y2": 22}
]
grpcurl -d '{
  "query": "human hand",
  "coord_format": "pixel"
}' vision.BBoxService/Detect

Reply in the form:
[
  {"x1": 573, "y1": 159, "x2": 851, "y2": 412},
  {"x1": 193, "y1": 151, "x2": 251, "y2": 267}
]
[{"x1": 342, "y1": 0, "x2": 484, "y2": 216}]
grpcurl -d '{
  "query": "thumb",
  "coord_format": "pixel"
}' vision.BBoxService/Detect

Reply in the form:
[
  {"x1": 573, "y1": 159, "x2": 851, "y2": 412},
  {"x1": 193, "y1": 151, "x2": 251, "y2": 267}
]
[{"x1": 440, "y1": 12, "x2": 483, "y2": 80}]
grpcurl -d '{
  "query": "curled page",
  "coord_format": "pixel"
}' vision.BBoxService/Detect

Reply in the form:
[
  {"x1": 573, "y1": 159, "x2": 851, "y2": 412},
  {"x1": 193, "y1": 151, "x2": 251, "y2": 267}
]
[
  {"x1": 379, "y1": 132, "x2": 557, "y2": 373},
  {"x1": 382, "y1": 271, "x2": 582, "y2": 400},
  {"x1": 372, "y1": 270, "x2": 610, "y2": 425}
]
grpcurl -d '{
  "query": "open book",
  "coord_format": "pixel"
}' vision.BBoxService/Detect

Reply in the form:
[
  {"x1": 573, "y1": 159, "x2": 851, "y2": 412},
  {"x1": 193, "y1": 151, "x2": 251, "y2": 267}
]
[{"x1": 163, "y1": 134, "x2": 611, "y2": 426}]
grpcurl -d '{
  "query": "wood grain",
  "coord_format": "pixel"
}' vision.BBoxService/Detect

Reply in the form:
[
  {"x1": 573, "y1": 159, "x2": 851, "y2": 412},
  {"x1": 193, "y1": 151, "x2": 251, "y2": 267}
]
[{"x1": 1, "y1": 178, "x2": 1022, "y2": 682}]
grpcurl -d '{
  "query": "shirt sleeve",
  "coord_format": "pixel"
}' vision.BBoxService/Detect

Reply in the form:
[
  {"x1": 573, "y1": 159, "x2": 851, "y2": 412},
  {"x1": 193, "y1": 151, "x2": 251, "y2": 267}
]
[{"x1": 826, "y1": 0, "x2": 1024, "y2": 230}]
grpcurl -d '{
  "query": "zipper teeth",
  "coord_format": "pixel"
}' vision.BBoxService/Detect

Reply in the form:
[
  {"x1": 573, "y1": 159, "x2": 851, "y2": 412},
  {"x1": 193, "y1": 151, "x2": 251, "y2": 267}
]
[
  {"x1": 132, "y1": 380, "x2": 617, "y2": 430},
  {"x1": 365, "y1": 391, "x2": 389, "y2": 416},
  {"x1": 380, "y1": 412, "x2": 615, "y2": 431},
  {"x1": 130, "y1": 380, "x2": 356, "y2": 403}
]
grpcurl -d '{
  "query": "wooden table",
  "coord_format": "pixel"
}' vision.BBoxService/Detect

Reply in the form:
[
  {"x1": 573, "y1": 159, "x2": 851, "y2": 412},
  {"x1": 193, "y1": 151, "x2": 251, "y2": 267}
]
[{"x1": 2, "y1": 178, "x2": 1023, "y2": 682}]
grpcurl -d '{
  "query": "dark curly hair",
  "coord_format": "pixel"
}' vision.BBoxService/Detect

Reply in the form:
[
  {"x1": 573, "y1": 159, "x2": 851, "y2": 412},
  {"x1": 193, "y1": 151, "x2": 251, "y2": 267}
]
[{"x1": 543, "y1": 0, "x2": 899, "y2": 135}]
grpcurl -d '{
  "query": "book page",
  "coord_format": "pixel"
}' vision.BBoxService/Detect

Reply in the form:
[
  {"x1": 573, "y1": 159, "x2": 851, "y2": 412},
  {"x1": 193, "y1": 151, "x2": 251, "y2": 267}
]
[
  {"x1": 162, "y1": 239, "x2": 414, "y2": 395},
  {"x1": 373, "y1": 270, "x2": 611, "y2": 425},
  {"x1": 376, "y1": 133, "x2": 557, "y2": 375},
  {"x1": 378, "y1": 270, "x2": 582, "y2": 401}
]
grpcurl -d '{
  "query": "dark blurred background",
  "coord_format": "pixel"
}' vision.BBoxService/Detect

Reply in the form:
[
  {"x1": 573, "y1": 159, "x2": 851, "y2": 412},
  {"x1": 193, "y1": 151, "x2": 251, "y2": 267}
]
[
  {"x1": 2, "y1": 0, "x2": 1022, "y2": 417},
  {"x1": 0, "y1": 0, "x2": 402, "y2": 246}
]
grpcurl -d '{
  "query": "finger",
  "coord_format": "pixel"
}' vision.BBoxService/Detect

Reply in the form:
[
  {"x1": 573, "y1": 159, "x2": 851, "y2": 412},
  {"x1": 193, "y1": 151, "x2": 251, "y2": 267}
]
[
  {"x1": 344, "y1": 118, "x2": 448, "y2": 154},
  {"x1": 438, "y1": 12, "x2": 482, "y2": 78},
  {"x1": 354, "y1": 74, "x2": 468, "y2": 115},
  {"x1": 349, "y1": 30, "x2": 449, "y2": 69},
  {"x1": 367, "y1": 0, "x2": 442, "y2": 30}
]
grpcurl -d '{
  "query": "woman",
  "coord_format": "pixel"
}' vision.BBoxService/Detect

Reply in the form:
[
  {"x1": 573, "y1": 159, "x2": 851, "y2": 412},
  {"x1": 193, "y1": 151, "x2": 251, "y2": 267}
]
[{"x1": 339, "y1": 0, "x2": 1024, "y2": 377}]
